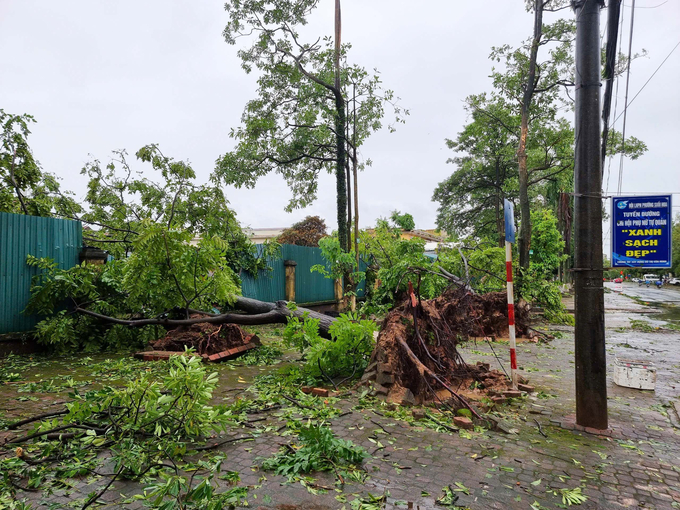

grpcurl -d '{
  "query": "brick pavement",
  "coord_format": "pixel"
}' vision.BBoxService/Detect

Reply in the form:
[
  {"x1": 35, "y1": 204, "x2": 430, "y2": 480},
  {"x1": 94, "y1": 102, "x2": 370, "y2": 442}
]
[{"x1": 6, "y1": 291, "x2": 680, "y2": 509}]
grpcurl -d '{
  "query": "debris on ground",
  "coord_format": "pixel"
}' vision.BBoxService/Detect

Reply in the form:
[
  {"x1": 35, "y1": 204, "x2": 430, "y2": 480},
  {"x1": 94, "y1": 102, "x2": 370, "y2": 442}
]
[
  {"x1": 362, "y1": 287, "x2": 532, "y2": 410},
  {"x1": 149, "y1": 317, "x2": 261, "y2": 357}
]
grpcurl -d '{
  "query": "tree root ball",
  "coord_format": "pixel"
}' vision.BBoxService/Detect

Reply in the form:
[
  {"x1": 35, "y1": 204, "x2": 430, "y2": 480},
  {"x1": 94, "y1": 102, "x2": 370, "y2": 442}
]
[
  {"x1": 151, "y1": 317, "x2": 259, "y2": 356},
  {"x1": 368, "y1": 287, "x2": 531, "y2": 405}
]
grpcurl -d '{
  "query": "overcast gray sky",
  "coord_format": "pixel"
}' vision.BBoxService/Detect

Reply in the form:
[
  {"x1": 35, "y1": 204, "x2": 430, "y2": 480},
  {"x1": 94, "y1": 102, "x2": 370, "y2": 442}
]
[{"x1": 1, "y1": 1, "x2": 678, "y2": 237}]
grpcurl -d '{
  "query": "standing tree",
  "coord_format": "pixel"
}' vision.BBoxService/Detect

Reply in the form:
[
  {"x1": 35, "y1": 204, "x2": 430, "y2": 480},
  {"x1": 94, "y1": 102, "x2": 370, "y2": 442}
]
[
  {"x1": 277, "y1": 215, "x2": 328, "y2": 246},
  {"x1": 489, "y1": 1, "x2": 574, "y2": 268},
  {"x1": 433, "y1": 95, "x2": 519, "y2": 246},
  {"x1": 216, "y1": 0, "x2": 405, "y2": 256},
  {"x1": 0, "y1": 110, "x2": 80, "y2": 217}
]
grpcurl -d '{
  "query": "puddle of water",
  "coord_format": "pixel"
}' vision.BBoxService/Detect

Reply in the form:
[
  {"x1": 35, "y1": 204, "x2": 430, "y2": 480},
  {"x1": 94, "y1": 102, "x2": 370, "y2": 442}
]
[{"x1": 650, "y1": 304, "x2": 680, "y2": 324}]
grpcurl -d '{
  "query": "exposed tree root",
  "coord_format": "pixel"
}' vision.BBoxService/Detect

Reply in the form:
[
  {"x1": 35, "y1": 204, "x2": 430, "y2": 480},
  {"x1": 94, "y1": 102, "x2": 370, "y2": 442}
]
[{"x1": 367, "y1": 286, "x2": 531, "y2": 410}]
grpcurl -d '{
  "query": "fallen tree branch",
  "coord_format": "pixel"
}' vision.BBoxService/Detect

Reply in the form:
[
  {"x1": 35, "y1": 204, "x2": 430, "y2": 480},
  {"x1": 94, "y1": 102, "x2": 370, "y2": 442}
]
[
  {"x1": 8, "y1": 409, "x2": 68, "y2": 430},
  {"x1": 74, "y1": 296, "x2": 337, "y2": 339}
]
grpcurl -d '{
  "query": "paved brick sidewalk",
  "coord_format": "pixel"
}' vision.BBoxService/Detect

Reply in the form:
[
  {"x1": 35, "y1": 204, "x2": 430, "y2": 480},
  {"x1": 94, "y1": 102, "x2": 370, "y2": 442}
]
[{"x1": 9, "y1": 291, "x2": 680, "y2": 509}]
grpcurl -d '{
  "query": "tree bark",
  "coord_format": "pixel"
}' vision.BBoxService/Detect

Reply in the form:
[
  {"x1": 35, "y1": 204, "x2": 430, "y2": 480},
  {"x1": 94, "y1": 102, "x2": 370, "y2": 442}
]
[
  {"x1": 517, "y1": 0, "x2": 544, "y2": 270},
  {"x1": 334, "y1": 0, "x2": 348, "y2": 252},
  {"x1": 75, "y1": 296, "x2": 337, "y2": 339},
  {"x1": 495, "y1": 158, "x2": 504, "y2": 248}
]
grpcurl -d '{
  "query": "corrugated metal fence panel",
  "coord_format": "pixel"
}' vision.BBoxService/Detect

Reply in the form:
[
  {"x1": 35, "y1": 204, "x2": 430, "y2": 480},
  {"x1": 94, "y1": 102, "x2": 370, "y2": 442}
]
[
  {"x1": 239, "y1": 244, "x2": 367, "y2": 306},
  {"x1": 355, "y1": 258, "x2": 369, "y2": 298},
  {"x1": 0, "y1": 212, "x2": 82, "y2": 334},
  {"x1": 239, "y1": 246, "x2": 286, "y2": 303},
  {"x1": 283, "y1": 244, "x2": 335, "y2": 305}
]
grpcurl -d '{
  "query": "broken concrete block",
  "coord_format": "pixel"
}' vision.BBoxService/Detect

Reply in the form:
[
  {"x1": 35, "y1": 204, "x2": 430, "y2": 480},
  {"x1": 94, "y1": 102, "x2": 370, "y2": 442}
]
[
  {"x1": 386, "y1": 386, "x2": 416, "y2": 406},
  {"x1": 300, "y1": 387, "x2": 313, "y2": 394},
  {"x1": 453, "y1": 416, "x2": 473, "y2": 430},
  {"x1": 370, "y1": 384, "x2": 390, "y2": 396},
  {"x1": 311, "y1": 387, "x2": 329, "y2": 397},
  {"x1": 411, "y1": 409, "x2": 427, "y2": 420},
  {"x1": 361, "y1": 370, "x2": 377, "y2": 382},
  {"x1": 377, "y1": 362, "x2": 393, "y2": 374},
  {"x1": 376, "y1": 372, "x2": 395, "y2": 386},
  {"x1": 491, "y1": 396, "x2": 507, "y2": 405},
  {"x1": 518, "y1": 384, "x2": 535, "y2": 393}
]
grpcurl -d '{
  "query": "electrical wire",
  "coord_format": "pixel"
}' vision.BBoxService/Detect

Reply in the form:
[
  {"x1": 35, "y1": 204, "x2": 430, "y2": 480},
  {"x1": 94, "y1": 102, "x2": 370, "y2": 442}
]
[
  {"x1": 604, "y1": 1, "x2": 625, "y2": 196},
  {"x1": 611, "y1": 40, "x2": 680, "y2": 126},
  {"x1": 616, "y1": 0, "x2": 636, "y2": 195}
]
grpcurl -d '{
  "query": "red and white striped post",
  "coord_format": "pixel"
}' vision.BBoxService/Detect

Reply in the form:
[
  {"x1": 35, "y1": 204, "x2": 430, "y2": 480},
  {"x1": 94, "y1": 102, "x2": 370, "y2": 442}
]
[
  {"x1": 504, "y1": 199, "x2": 518, "y2": 389},
  {"x1": 505, "y1": 241, "x2": 518, "y2": 389}
]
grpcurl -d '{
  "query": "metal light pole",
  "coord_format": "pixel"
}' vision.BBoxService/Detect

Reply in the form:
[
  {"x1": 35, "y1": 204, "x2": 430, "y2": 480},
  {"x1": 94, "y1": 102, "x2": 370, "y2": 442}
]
[{"x1": 572, "y1": 0, "x2": 608, "y2": 429}]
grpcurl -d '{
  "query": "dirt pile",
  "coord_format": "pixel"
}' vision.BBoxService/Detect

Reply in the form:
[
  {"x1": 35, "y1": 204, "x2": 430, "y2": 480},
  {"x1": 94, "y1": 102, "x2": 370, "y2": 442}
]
[
  {"x1": 151, "y1": 317, "x2": 260, "y2": 356},
  {"x1": 363, "y1": 287, "x2": 531, "y2": 409}
]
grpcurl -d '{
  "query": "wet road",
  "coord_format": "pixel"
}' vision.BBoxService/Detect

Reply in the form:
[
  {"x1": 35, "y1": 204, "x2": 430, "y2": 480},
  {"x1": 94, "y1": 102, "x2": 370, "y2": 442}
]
[{"x1": 605, "y1": 281, "x2": 680, "y2": 305}]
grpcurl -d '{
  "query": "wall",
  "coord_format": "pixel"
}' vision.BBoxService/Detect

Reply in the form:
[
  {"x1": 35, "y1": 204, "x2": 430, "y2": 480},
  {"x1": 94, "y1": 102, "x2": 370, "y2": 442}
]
[{"x1": 0, "y1": 212, "x2": 82, "y2": 334}]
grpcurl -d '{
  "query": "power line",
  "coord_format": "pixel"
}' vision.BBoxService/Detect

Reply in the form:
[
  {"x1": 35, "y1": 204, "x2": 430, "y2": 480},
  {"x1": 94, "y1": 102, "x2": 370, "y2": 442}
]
[
  {"x1": 616, "y1": 0, "x2": 636, "y2": 195},
  {"x1": 611, "y1": 40, "x2": 680, "y2": 126},
  {"x1": 604, "y1": 1, "x2": 625, "y2": 196}
]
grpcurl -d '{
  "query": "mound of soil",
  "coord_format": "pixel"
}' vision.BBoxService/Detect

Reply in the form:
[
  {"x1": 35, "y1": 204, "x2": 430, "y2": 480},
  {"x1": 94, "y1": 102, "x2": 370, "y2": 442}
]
[
  {"x1": 151, "y1": 316, "x2": 260, "y2": 356},
  {"x1": 364, "y1": 287, "x2": 531, "y2": 409}
]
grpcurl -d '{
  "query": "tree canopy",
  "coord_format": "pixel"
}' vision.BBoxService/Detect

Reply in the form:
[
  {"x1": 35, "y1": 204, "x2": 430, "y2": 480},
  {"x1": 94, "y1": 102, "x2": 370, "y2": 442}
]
[
  {"x1": 216, "y1": 0, "x2": 405, "y2": 251},
  {"x1": 0, "y1": 110, "x2": 80, "y2": 217},
  {"x1": 277, "y1": 215, "x2": 328, "y2": 247}
]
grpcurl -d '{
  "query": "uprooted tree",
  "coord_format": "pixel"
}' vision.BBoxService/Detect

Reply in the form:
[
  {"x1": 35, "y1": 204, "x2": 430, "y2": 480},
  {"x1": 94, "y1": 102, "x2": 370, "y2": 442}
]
[{"x1": 26, "y1": 145, "x2": 336, "y2": 352}]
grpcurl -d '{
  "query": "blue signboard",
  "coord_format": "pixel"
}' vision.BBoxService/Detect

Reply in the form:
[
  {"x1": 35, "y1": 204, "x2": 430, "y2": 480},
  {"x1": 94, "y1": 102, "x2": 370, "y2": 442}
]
[
  {"x1": 611, "y1": 195, "x2": 672, "y2": 268},
  {"x1": 504, "y1": 199, "x2": 515, "y2": 243}
]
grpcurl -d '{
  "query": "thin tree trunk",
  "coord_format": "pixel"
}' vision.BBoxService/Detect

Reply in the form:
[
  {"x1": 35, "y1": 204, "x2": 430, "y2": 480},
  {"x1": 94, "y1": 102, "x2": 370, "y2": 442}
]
[
  {"x1": 334, "y1": 0, "x2": 348, "y2": 252},
  {"x1": 75, "y1": 296, "x2": 338, "y2": 340},
  {"x1": 352, "y1": 85, "x2": 359, "y2": 313},
  {"x1": 495, "y1": 158, "x2": 504, "y2": 248},
  {"x1": 517, "y1": 0, "x2": 543, "y2": 270},
  {"x1": 9, "y1": 148, "x2": 29, "y2": 214}
]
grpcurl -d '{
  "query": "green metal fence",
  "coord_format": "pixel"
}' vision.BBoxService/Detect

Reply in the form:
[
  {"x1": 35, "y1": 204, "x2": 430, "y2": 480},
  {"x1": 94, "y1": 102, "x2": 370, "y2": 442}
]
[
  {"x1": 0, "y1": 212, "x2": 82, "y2": 334},
  {"x1": 240, "y1": 244, "x2": 365, "y2": 306}
]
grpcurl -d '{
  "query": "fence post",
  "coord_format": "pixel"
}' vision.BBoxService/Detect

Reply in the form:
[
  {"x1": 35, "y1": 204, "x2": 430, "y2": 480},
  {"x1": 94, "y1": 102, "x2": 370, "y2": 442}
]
[
  {"x1": 284, "y1": 260, "x2": 297, "y2": 302},
  {"x1": 334, "y1": 277, "x2": 344, "y2": 306}
]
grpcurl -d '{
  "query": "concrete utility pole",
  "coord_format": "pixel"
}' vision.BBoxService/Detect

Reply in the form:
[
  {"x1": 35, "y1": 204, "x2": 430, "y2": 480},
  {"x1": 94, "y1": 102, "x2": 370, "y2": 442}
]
[{"x1": 572, "y1": 0, "x2": 608, "y2": 429}]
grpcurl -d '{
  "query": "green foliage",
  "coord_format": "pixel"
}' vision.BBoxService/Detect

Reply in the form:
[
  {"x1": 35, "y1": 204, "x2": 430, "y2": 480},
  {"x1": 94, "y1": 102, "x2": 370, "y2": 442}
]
[
  {"x1": 25, "y1": 220, "x2": 241, "y2": 351},
  {"x1": 284, "y1": 313, "x2": 377, "y2": 380},
  {"x1": 549, "y1": 486, "x2": 588, "y2": 506},
  {"x1": 283, "y1": 312, "x2": 321, "y2": 353},
  {"x1": 139, "y1": 458, "x2": 248, "y2": 509},
  {"x1": 528, "y1": 209, "x2": 565, "y2": 276},
  {"x1": 79, "y1": 145, "x2": 272, "y2": 276},
  {"x1": 390, "y1": 210, "x2": 415, "y2": 231},
  {"x1": 233, "y1": 342, "x2": 284, "y2": 366},
  {"x1": 359, "y1": 221, "x2": 446, "y2": 315},
  {"x1": 261, "y1": 424, "x2": 367, "y2": 478},
  {"x1": 217, "y1": 2, "x2": 406, "y2": 212},
  {"x1": 0, "y1": 355, "x2": 238, "y2": 506},
  {"x1": 433, "y1": 95, "x2": 518, "y2": 244},
  {"x1": 519, "y1": 267, "x2": 572, "y2": 325},
  {"x1": 312, "y1": 236, "x2": 364, "y2": 285},
  {"x1": 277, "y1": 215, "x2": 328, "y2": 247},
  {"x1": 0, "y1": 109, "x2": 81, "y2": 217},
  {"x1": 308, "y1": 313, "x2": 377, "y2": 379}
]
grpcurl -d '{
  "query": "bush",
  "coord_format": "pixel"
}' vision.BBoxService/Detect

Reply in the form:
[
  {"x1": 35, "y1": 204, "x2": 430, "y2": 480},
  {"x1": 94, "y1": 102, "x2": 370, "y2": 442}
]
[{"x1": 283, "y1": 313, "x2": 377, "y2": 380}]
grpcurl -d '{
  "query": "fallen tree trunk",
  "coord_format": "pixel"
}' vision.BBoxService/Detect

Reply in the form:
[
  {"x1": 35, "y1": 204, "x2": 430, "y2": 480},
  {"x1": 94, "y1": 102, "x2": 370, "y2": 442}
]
[{"x1": 75, "y1": 296, "x2": 337, "y2": 339}]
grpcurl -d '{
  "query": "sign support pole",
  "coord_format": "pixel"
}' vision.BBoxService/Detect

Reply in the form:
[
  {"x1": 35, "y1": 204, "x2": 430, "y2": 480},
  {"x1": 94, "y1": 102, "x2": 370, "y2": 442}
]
[{"x1": 505, "y1": 240, "x2": 518, "y2": 389}]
